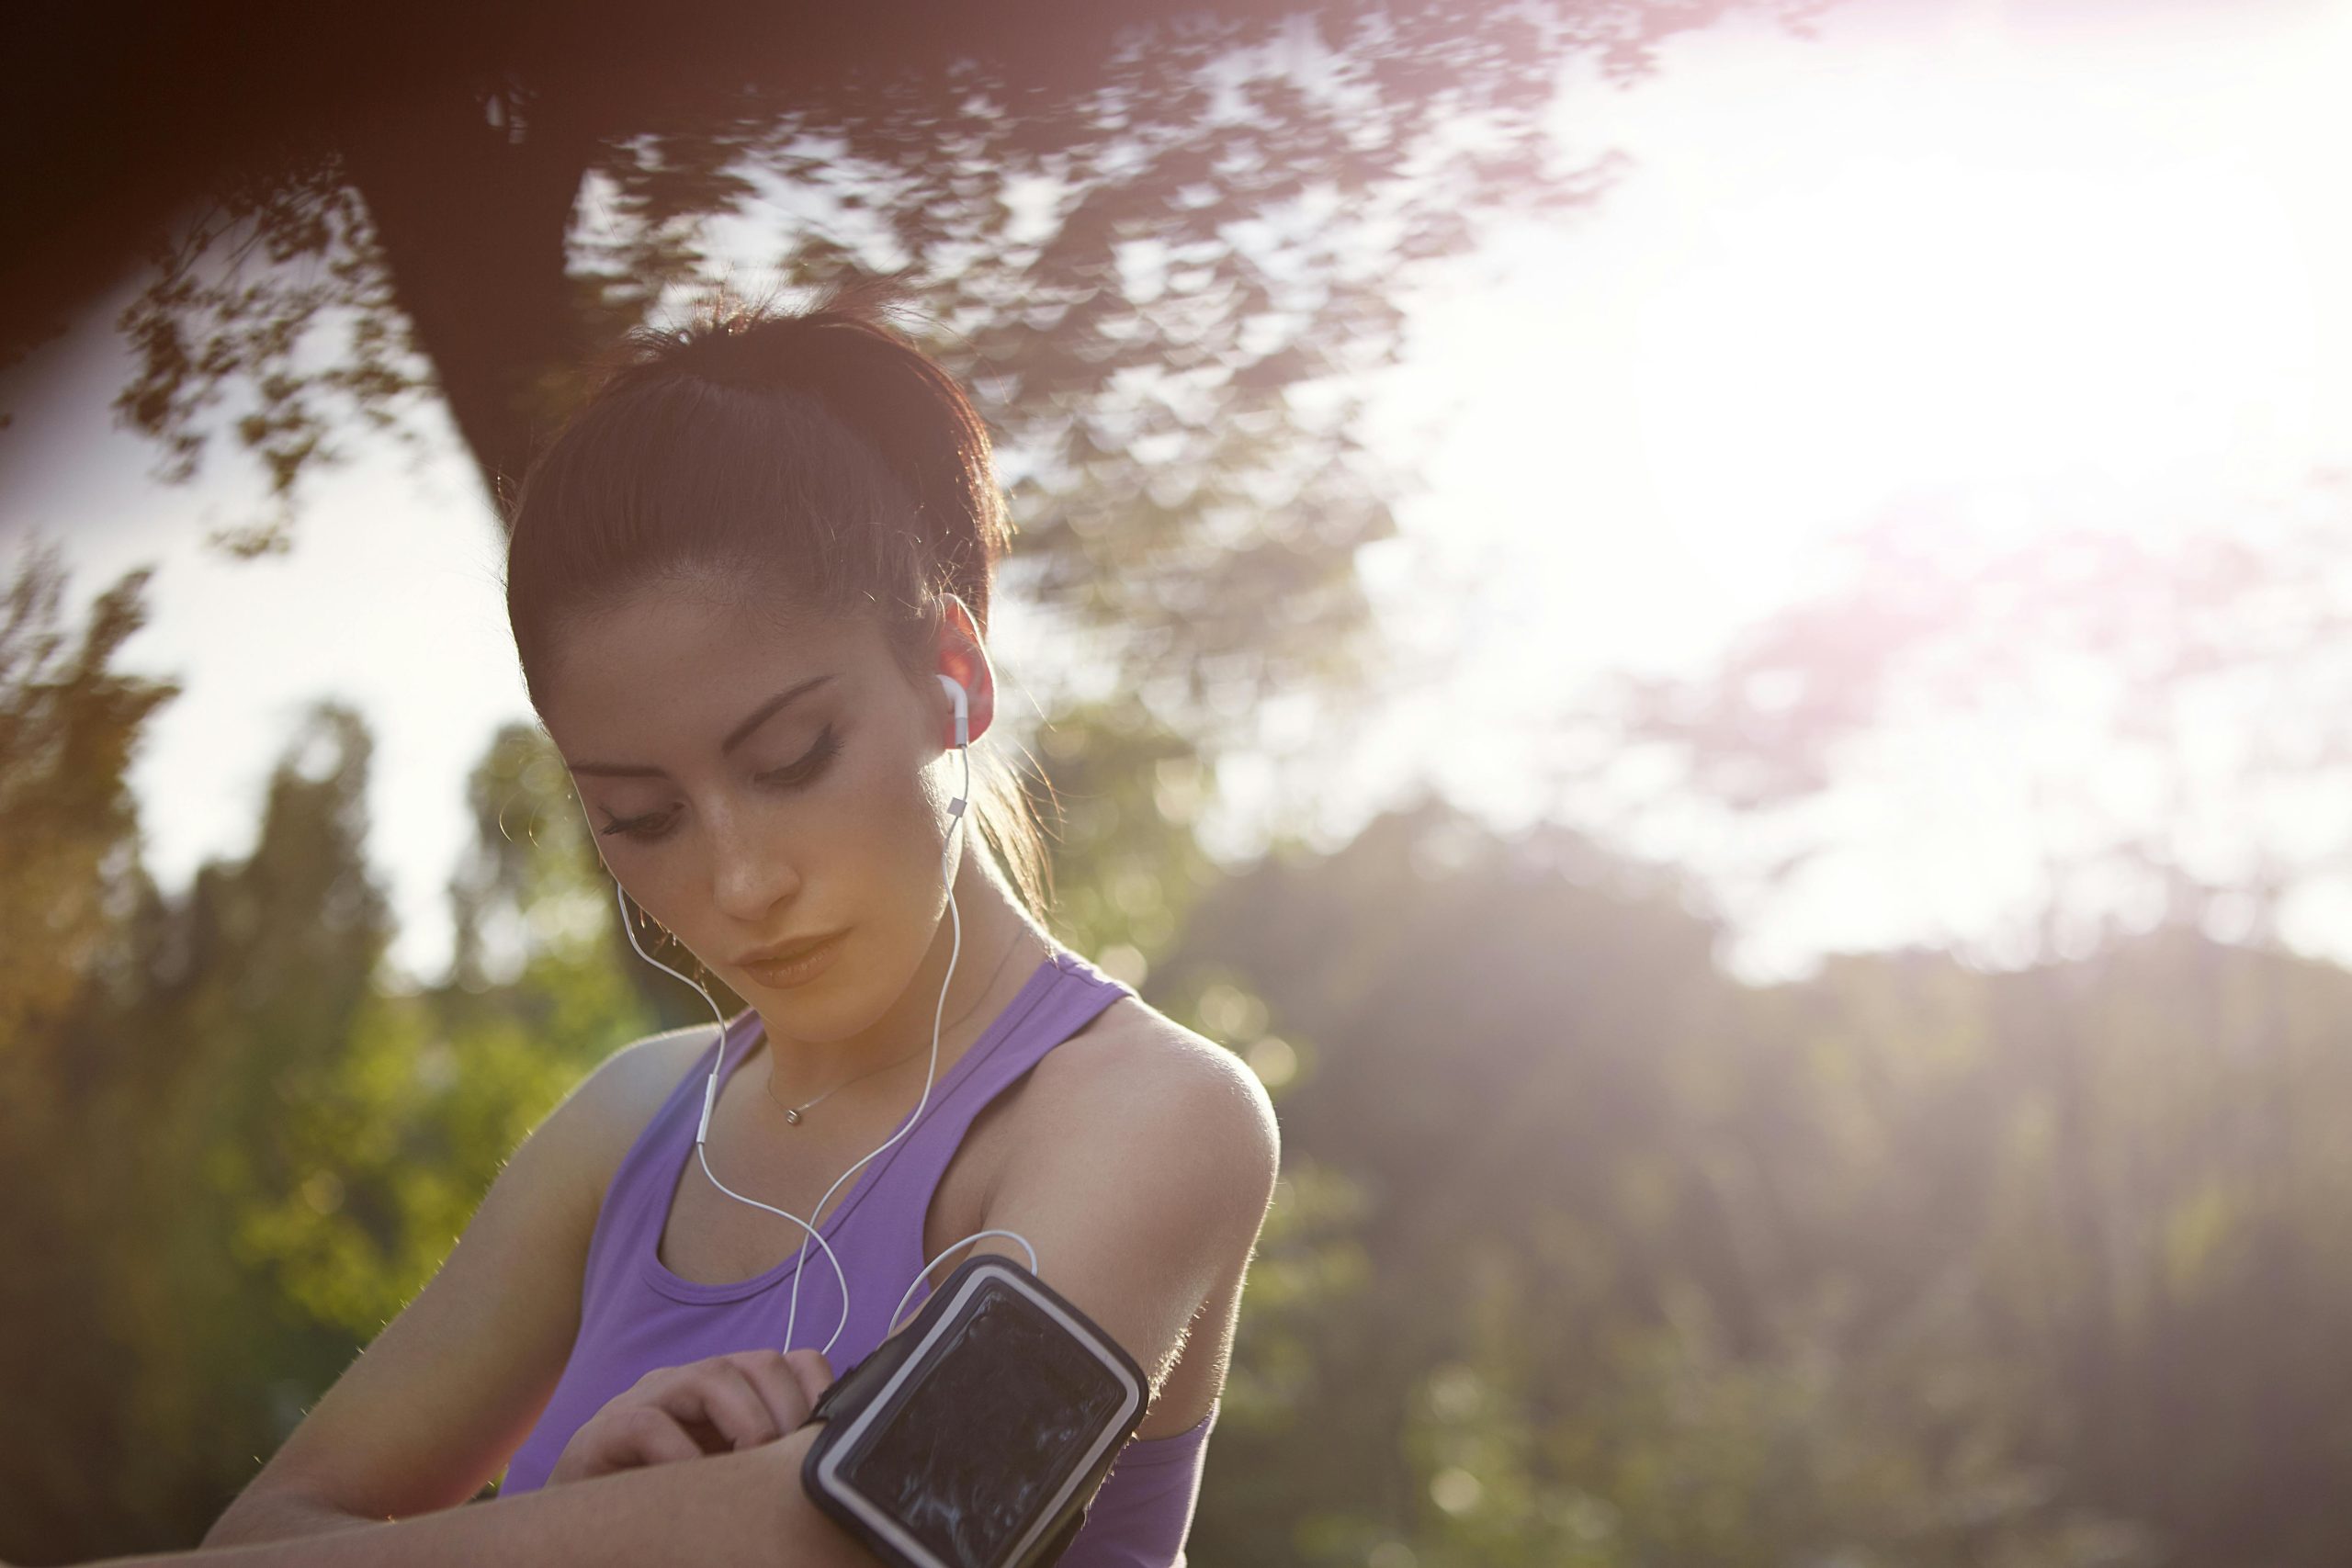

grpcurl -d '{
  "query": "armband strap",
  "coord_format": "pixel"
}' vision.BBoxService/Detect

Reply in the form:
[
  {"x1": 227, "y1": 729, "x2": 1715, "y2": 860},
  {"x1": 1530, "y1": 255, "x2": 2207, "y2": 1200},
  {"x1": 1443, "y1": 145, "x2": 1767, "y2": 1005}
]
[{"x1": 798, "y1": 1255, "x2": 1148, "y2": 1568}]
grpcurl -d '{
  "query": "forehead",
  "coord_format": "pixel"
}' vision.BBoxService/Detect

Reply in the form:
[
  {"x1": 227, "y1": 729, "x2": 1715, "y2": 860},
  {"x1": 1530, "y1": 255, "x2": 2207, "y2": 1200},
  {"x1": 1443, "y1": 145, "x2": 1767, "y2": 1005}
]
[{"x1": 537, "y1": 579, "x2": 894, "y2": 759}]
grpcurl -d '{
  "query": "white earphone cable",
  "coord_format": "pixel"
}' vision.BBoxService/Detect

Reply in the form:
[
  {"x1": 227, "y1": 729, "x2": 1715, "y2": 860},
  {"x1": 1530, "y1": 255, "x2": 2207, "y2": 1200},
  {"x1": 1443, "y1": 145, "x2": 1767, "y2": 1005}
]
[
  {"x1": 616, "y1": 884, "x2": 856, "y2": 1332},
  {"x1": 616, "y1": 676, "x2": 1035, "y2": 1360},
  {"x1": 779, "y1": 739, "x2": 964, "y2": 1356},
  {"x1": 886, "y1": 1227, "x2": 1040, "y2": 1339}
]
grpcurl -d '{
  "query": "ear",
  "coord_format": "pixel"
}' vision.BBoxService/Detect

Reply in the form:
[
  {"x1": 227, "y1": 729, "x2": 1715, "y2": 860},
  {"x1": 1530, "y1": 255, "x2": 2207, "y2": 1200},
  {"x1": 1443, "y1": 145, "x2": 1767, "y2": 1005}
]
[{"x1": 933, "y1": 593, "x2": 997, "y2": 749}]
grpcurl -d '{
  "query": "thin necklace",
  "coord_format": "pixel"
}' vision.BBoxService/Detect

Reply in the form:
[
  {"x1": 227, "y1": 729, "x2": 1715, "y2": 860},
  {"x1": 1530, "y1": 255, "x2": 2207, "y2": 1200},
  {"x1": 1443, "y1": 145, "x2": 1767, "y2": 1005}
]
[{"x1": 761, "y1": 929, "x2": 1033, "y2": 1126}]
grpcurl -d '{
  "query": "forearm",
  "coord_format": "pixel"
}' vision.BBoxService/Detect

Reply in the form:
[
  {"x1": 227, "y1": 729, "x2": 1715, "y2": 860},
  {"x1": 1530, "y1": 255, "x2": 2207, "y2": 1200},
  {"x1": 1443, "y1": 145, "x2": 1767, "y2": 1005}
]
[
  {"x1": 203, "y1": 1490, "x2": 385, "y2": 1548},
  {"x1": 85, "y1": 1427, "x2": 866, "y2": 1568}
]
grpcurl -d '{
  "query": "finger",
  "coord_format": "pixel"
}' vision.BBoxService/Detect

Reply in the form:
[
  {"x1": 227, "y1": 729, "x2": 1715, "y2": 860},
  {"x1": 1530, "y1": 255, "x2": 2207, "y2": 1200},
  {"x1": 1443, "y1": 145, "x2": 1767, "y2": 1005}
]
[
  {"x1": 731, "y1": 1348, "x2": 823, "y2": 1430},
  {"x1": 668, "y1": 1363, "x2": 780, "y2": 1450},
  {"x1": 673, "y1": 1415, "x2": 732, "y2": 1457},
  {"x1": 605, "y1": 1406, "x2": 706, "y2": 1471},
  {"x1": 729, "y1": 1350, "x2": 811, "y2": 1431},
  {"x1": 652, "y1": 1363, "x2": 780, "y2": 1451},
  {"x1": 782, "y1": 1348, "x2": 835, "y2": 1411}
]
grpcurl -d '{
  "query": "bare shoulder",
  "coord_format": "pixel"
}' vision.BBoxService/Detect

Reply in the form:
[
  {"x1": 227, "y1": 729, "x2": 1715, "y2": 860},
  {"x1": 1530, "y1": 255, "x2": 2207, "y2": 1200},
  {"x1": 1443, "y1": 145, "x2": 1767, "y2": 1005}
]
[
  {"x1": 1019, "y1": 990, "x2": 1282, "y2": 1218},
  {"x1": 533, "y1": 1021, "x2": 720, "y2": 1197},
  {"x1": 591, "y1": 1020, "x2": 718, "y2": 1109},
  {"x1": 207, "y1": 1018, "x2": 730, "y2": 1523},
  {"x1": 1039, "y1": 993, "x2": 1279, "y2": 1141},
  {"x1": 978, "y1": 986, "x2": 1282, "y2": 1407}
]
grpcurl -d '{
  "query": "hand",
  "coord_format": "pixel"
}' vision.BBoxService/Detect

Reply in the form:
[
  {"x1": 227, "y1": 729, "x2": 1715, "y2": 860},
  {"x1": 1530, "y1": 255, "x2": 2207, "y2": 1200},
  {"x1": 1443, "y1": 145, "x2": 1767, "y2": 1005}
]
[{"x1": 548, "y1": 1348, "x2": 832, "y2": 1486}]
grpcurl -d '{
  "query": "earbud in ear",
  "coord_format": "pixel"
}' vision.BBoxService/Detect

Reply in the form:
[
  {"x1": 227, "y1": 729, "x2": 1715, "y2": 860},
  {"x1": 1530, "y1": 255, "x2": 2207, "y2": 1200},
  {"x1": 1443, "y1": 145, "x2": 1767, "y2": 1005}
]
[
  {"x1": 934, "y1": 673, "x2": 971, "y2": 825},
  {"x1": 935, "y1": 673, "x2": 970, "y2": 750}
]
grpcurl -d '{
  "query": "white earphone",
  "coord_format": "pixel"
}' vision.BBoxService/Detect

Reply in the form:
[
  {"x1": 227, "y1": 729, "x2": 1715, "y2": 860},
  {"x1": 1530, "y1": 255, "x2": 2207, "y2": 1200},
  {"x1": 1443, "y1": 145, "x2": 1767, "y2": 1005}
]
[{"x1": 612, "y1": 668, "x2": 1037, "y2": 1359}]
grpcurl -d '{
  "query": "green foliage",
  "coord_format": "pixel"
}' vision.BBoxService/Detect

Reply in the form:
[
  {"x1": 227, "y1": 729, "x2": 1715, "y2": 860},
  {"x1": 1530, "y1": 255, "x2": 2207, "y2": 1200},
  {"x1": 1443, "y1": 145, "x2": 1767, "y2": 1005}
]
[
  {"x1": 0, "y1": 536, "x2": 178, "y2": 1049},
  {"x1": 8, "y1": 541, "x2": 2352, "y2": 1567},
  {"x1": 1023, "y1": 696, "x2": 1222, "y2": 971},
  {"x1": 231, "y1": 720, "x2": 657, "y2": 1345},
  {"x1": 1170, "y1": 798, "x2": 2352, "y2": 1567},
  {"x1": 0, "y1": 551, "x2": 656, "y2": 1558}
]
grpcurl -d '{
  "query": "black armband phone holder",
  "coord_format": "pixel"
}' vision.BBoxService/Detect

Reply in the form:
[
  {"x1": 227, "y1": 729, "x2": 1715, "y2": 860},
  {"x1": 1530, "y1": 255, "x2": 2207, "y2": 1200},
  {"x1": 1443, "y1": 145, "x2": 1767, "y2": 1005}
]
[{"x1": 799, "y1": 1255, "x2": 1148, "y2": 1568}]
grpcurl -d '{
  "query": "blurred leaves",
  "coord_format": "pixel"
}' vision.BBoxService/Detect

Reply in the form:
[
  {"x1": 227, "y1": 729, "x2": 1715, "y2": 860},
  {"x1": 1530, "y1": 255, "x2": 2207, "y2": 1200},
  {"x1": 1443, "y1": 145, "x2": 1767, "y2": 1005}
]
[
  {"x1": 85, "y1": 0, "x2": 1820, "y2": 745},
  {"x1": 1023, "y1": 694, "x2": 1223, "y2": 977},
  {"x1": 1164, "y1": 796, "x2": 2352, "y2": 1567},
  {"x1": 14, "y1": 498, "x2": 2352, "y2": 1566},
  {"x1": 0, "y1": 538, "x2": 177, "y2": 1053},
  {"x1": 111, "y1": 162, "x2": 416, "y2": 558}
]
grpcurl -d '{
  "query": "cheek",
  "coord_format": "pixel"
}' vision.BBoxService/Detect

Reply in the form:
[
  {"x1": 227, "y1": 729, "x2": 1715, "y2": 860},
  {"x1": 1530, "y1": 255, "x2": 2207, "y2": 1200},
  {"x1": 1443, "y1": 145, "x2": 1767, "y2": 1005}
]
[{"x1": 836, "y1": 731, "x2": 950, "y2": 868}]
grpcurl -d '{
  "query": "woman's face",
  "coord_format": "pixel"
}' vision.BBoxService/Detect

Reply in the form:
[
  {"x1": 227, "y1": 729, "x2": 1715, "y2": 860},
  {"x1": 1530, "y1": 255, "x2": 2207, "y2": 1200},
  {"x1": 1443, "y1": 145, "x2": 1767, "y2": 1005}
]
[{"x1": 537, "y1": 577, "x2": 965, "y2": 1042}]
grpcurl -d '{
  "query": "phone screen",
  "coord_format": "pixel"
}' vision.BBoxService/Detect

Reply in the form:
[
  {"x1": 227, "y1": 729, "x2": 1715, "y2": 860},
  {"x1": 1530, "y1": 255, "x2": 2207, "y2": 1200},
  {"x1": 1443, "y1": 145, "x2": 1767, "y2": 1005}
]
[{"x1": 833, "y1": 1278, "x2": 1130, "y2": 1566}]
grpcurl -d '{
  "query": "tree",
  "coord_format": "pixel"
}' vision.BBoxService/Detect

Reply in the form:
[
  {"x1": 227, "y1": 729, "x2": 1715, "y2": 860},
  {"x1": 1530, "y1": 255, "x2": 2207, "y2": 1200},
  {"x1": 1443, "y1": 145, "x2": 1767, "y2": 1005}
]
[
  {"x1": 9, "y1": 0, "x2": 1828, "y2": 743},
  {"x1": 1163, "y1": 793, "x2": 2352, "y2": 1565},
  {"x1": 0, "y1": 541, "x2": 658, "y2": 1557},
  {"x1": 0, "y1": 541, "x2": 183, "y2": 1557},
  {"x1": 16, "y1": 535, "x2": 2352, "y2": 1565}
]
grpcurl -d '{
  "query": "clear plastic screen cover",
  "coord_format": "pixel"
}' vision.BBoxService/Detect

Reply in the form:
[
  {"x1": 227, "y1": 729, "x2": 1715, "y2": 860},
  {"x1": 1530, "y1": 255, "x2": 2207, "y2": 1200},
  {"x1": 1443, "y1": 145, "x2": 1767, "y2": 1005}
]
[{"x1": 818, "y1": 1266, "x2": 1140, "y2": 1567}]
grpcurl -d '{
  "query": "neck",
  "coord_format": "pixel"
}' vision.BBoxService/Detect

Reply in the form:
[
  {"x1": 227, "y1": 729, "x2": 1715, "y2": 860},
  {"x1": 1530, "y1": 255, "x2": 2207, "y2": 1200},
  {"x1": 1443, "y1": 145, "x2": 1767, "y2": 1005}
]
[{"x1": 752, "y1": 848, "x2": 1051, "y2": 1101}]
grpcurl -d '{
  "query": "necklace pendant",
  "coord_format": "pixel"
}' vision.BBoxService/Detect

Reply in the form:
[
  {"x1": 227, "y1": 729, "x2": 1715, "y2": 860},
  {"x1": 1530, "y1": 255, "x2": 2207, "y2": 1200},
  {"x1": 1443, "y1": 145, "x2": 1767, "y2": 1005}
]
[{"x1": 785, "y1": 1107, "x2": 802, "y2": 1125}]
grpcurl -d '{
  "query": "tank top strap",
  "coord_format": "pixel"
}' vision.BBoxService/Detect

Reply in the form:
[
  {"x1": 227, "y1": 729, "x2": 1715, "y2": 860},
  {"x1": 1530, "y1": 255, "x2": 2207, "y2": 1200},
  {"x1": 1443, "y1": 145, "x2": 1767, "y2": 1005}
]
[{"x1": 876, "y1": 946, "x2": 1137, "y2": 1213}]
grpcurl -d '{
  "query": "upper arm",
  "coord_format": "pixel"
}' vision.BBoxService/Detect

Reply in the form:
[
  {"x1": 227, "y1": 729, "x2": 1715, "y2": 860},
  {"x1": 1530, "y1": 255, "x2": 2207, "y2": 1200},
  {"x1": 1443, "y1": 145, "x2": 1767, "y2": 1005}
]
[
  {"x1": 978, "y1": 1021, "x2": 1281, "y2": 1404},
  {"x1": 210, "y1": 1028, "x2": 704, "y2": 1527}
]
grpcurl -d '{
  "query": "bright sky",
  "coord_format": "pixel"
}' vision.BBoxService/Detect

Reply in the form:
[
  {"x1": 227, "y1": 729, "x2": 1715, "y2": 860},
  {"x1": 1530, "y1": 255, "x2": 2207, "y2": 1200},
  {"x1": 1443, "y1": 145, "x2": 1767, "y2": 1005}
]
[
  {"x1": 4, "y1": 0, "x2": 2347, "y2": 986},
  {"x1": 1273, "y1": 0, "x2": 2352, "y2": 977}
]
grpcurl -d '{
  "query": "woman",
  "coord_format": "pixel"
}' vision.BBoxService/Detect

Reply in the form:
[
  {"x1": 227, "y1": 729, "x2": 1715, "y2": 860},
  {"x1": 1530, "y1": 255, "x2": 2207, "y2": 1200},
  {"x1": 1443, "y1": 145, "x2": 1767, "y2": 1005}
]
[{"x1": 55, "y1": 283, "x2": 1278, "y2": 1566}]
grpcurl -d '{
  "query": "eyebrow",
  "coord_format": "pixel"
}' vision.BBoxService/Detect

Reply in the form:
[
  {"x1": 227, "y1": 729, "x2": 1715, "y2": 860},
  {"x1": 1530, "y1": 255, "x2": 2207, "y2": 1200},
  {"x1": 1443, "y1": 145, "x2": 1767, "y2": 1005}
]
[{"x1": 566, "y1": 674, "x2": 837, "y2": 779}]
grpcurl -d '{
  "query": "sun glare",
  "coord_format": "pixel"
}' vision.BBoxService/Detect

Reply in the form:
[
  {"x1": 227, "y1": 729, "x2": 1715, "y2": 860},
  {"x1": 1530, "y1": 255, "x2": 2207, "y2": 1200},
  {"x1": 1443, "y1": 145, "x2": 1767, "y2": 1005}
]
[
  {"x1": 1634, "y1": 148, "x2": 2321, "y2": 576},
  {"x1": 1320, "y1": 1, "x2": 2352, "y2": 974}
]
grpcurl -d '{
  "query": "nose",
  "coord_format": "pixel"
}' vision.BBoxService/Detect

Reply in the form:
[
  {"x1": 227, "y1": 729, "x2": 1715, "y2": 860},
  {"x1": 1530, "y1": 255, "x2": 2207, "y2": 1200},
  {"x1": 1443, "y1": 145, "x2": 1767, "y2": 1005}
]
[{"x1": 706, "y1": 800, "x2": 804, "y2": 926}]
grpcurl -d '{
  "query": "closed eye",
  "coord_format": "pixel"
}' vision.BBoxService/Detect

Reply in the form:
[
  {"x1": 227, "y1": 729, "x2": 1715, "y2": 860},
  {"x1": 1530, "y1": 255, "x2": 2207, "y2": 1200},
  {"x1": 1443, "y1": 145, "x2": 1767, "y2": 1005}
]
[{"x1": 598, "y1": 723, "x2": 844, "y2": 844}]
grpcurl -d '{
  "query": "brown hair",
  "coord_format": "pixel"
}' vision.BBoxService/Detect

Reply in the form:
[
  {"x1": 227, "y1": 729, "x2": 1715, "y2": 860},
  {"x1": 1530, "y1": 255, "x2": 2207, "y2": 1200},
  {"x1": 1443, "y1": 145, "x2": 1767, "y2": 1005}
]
[{"x1": 502, "y1": 279, "x2": 1056, "y2": 923}]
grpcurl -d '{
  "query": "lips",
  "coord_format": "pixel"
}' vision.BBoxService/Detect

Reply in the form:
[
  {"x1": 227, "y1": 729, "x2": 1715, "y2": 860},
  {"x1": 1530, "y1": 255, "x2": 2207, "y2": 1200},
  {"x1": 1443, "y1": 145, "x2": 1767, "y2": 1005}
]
[{"x1": 734, "y1": 931, "x2": 844, "y2": 968}]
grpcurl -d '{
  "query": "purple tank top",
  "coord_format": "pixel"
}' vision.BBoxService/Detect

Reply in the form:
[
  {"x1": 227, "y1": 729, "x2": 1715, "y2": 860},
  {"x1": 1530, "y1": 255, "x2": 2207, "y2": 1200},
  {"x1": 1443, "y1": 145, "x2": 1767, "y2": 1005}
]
[{"x1": 501, "y1": 949, "x2": 1217, "y2": 1564}]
